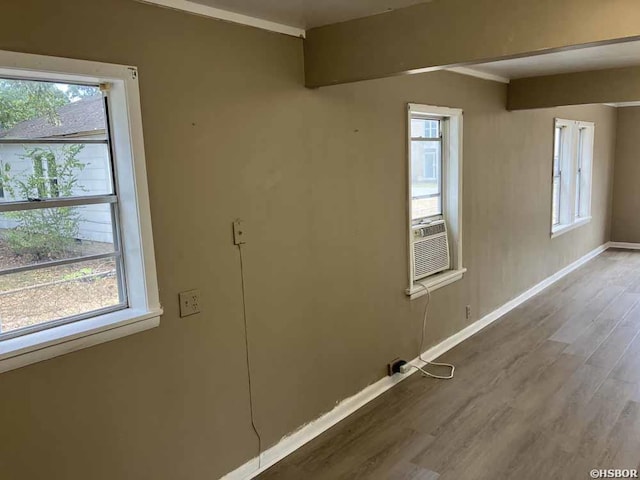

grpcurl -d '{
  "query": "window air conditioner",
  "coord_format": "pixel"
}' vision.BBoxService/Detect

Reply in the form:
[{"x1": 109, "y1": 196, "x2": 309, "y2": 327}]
[{"x1": 411, "y1": 220, "x2": 450, "y2": 280}]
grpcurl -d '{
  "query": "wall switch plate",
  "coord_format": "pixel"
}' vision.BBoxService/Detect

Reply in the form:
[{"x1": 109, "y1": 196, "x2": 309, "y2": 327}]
[
  {"x1": 233, "y1": 219, "x2": 247, "y2": 245},
  {"x1": 179, "y1": 289, "x2": 201, "y2": 317}
]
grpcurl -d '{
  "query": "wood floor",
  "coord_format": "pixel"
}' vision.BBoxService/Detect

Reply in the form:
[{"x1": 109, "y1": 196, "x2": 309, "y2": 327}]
[{"x1": 257, "y1": 249, "x2": 640, "y2": 480}]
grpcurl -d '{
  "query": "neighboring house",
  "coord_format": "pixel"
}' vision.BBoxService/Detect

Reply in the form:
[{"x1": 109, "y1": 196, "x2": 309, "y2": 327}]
[{"x1": 0, "y1": 96, "x2": 113, "y2": 244}]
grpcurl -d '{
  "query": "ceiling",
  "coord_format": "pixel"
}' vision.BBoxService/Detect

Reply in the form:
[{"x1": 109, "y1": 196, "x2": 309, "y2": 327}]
[
  {"x1": 464, "y1": 40, "x2": 640, "y2": 81},
  {"x1": 188, "y1": 0, "x2": 431, "y2": 29}
]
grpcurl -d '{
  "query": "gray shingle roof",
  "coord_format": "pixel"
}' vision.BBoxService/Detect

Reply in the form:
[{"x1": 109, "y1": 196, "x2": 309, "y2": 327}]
[{"x1": 0, "y1": 96, "x2": 106, "y2": 139}]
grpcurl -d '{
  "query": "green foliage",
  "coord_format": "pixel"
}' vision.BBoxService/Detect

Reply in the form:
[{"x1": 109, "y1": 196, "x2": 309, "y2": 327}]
[
  {"x1": 0, "y1": 145, "x2": 86, "y2": 260},
  {"x1": 0, "y1": 79, "x2": 99, "y2": 131},
  {"x1": 0, "y1": 79, "x2": 69, "y2": 130},
  {"x1": 62, "y1": 267, "x2": 94, "y2": 282},
  {"x1": 66, "y1": 85, "x2": 100, "y2": 101}
]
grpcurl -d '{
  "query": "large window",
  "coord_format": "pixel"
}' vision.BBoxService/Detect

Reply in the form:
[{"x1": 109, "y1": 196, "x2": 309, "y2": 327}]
[
  {"x1": 0, "y1": 50, "x2": 160, "y2": 373},
  {"x1": 406, "y1": 104, "x2": 465, "y2": 298},
  {"x1": 0, "y1": 79, "x2": 125, "y2": 337},
  {"x1": 551, "y1": 119, "x2": 594, "y2": 237}
]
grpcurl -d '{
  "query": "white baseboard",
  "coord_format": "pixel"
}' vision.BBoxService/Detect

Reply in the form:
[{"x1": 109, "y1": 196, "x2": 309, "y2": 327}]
[
  {"x1": 220, "y1": 242, "x2": 611, "y2": 480},
  {"x1": 609, "y1": 242, "x2": 640, "y2": 250}
]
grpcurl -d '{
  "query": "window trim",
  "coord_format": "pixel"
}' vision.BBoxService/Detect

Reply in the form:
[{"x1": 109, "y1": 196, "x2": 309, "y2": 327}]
[
  {"x1": 0, "y1": 50, "x2": 162, "y2": 373},
  {"x1": 406, "y1": 104, "x2": 465, "y2": 299},
  {"x1": 551, "y1": 118, "x2": 594, "y2": 238}
]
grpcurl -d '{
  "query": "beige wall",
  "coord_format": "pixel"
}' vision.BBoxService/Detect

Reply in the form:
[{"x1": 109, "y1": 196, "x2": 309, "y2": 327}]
[
  {"x1": 305, "y1": 0, "x2": 640, "y2": 87},
  {"x1": 612, "y1": 107, "x2": 640, "y2": 242},
  {"x1": 508, "y1": 66, "x2": 640, "y2": 110},
  {"x1": 0, "y1": 1, "x2": 617, "y2": 479}
]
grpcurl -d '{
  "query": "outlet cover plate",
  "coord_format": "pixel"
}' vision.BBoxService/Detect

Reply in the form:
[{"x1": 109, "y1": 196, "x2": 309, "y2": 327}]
[
  {"x1": 179, "y1": 289, "x2": 201, "y2": 317},
  {"x1": 233, "y1": 220, "x2": 247, "y2": 245}
]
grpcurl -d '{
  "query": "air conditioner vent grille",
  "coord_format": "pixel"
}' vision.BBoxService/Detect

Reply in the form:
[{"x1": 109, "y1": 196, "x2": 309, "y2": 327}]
[{"x1": 414, "y1": 235, "x2": 449, "y2": 279}]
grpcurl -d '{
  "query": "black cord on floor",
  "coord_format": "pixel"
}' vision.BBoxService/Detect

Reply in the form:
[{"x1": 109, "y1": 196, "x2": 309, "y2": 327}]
[{"x1": 238, "y1": 244, "x2": 262, "y2": 466}]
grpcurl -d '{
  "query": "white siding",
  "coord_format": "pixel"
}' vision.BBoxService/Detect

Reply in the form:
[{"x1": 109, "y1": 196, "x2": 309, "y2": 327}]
[{"x1": 0, "y1": 138, "x2": 113, "y2": 243}]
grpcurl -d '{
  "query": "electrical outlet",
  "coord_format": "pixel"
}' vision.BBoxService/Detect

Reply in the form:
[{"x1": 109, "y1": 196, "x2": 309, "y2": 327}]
[
  {"x1": 387, "y1": 358, "x2": 407, "y2": 376},
  {"x1": 466, "y1": 305, "x2": 471, "y2": 320},
  {"x1": 179, "y1": 289, "x2": 201, "y2": 317},
  {"x1": 233, "y1": 219, "x2": 247, "y2": 245}
]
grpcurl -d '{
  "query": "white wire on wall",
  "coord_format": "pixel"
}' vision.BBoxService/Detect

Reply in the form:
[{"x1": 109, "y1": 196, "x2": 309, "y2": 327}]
[{"x1": 411, "y1": 284, "x2": 455, "y2": 380}]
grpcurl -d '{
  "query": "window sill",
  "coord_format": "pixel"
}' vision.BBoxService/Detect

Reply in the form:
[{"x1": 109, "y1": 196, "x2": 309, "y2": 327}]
[
  {"x1": 0, "y1": 307, "x2": 162, "y2": 374},
  {"x1": 551, "y1": 217, "x2": 591, "y2": 238},
  {"x1": 406, "y1": 268, "x2": 467, "y2": 300}
]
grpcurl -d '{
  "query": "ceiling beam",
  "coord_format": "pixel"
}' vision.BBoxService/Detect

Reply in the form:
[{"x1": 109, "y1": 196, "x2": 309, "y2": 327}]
[
  {"x1": 507, "y1": 66, "x2": 640, "y2": 110},
  {"x1": 303, "y1": 0, "x2": 640, "y2": 88},
  {"x1": 137, "y1": 0, "x2": 305, "y2": 38}
]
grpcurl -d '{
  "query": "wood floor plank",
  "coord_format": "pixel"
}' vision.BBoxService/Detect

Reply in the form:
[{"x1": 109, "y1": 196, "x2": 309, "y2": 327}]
[
  {"x1": 533, "y1": 363, "x2": 610, "y2": 442},
  {"x1": 563, "y1": 293, "x2": 640, "y2": 358},
  {"x1": 387, "y1": 462, "x2": 440, "y2": 480},
  {"x1": 570, "y1": 377, "x2": 637, "y2": 459},
  {"x1": 597, "y1": 400, "x2": 640, "y2": 470},
  {"x1": 586, "y1": 303, "x2": 640, "y2": 370},
  {"x1": 413, "y1": 403, "x2": 518, "y2": 478},
  {"x1": 410, "y1": 392, "x2": 511, "y2": 472},
  {"x1": 510, "y1": 352, "x2": 584, "y2": 412},
  {"x1": 550, "y1": 285, "x2": 624, "y2": 344},
  {"x1": 610, "y1": 333, "x2": 640, "y2": 384},
  {"x1": 334, "y1": 427, "x2": 435, "y2": 480},
  {"x1": 469, "y1": 427, "x2": 572, "y2": 480},
  {"x1": 256, "y1": 250, "x2": 640, "y2": 480}
]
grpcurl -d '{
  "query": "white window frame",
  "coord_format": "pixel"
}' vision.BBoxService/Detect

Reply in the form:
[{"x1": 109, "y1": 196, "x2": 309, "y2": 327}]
[
  {"x1": 406, "y1": 104, "x2": 465, "y2": 299},
  {"x1": 551, "y1": 118, "x2": 594, "y2": 238},
  {"x1": 409, "y1": 115, "x2": 444, "y2": 222},
  {"x1": 0, "y1": 50, "x2": 162, "y2": 373}
]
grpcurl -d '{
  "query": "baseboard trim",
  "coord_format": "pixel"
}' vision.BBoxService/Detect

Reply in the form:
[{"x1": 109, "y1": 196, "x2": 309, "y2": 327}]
[
  {"x1": 609, "y1": 242, "x2": 640, "y2": 250},
  {"x1": 220, "y1": 242, "x2": 611, "y2": 480}
]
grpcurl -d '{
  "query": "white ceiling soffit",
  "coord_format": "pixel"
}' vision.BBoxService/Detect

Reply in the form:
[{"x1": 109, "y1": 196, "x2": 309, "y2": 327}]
[
  {"x1": 459, "y1": 40, "x2": 640, "y2": 81},
  {"x1": 138, "y1": 0, "x2": 306, "y2": 37},
  {"x1": 139, "y1": 0, "x2": 433, "y2": 36},
  {"x1": 445, "y1": 67, "x2": 510, "y2": 84},
  {"x1": 189, "y1": 0, "x2": 431, "y2": 30},
  {"x1": 605, "y1": 101, "x2": 640, "y2": 108}
]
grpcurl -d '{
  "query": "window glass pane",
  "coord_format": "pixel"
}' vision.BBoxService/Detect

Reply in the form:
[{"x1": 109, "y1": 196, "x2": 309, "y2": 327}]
[
  {"x1": 553, "y1": 127, "x2": 562, "y2": 175},
  {"x1": 413, "y1": 196, "x2": 442, "y2": 221},
  {"x1": 575, "y1": 128, "x2": 585, "y2": 218},
  {"x1": 0, "y1": 257, "x2": 123, "y2": 335},
  {"x1": 552, "y1": 177, "x2": 560, "y2": 225},
  {"x1": 0, "y1": 204, "x2": 116, "y2": 271},
  {"x1": 411, "y1": 118, "x2": 440, "y2": 138},
  {"x1": 0, "y1": 143, "x2": 113, "y2": 201},
  {"x1": 0, "y1": 79, "x2": 105, "y2": 140},
  {"x1": 411, "y1": 140, "x2": 442, "y2": 220},
  {"x1": 552, "y1": 126, "x2": 562, "y2": 225}
]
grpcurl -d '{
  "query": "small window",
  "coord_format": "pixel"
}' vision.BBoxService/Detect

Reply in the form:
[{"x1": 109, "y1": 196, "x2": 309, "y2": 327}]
[
  {"x1": 0, "y1": 50, "x2": 161, "y2": 373},
  {"x1": 407, "y1": 104, "x2": 465, "y2": 298},
  {"x1": 551, "y1": 119, "x2": 594, "y2": 237}
]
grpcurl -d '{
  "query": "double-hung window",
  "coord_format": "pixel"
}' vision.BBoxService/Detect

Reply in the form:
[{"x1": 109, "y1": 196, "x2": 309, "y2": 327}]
[
  {"x1": 0, "y1": 79, "x2": 125, "y2": 334},
  {"x1": 406, "y1": 104, "x2": 465, "y2": 298},
  {"x1": 0, "y1": 50, "x2": 161, "y2": 373},
  {"x1": 551, "y1": 119, "x2": 594, "y2": 237}
]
